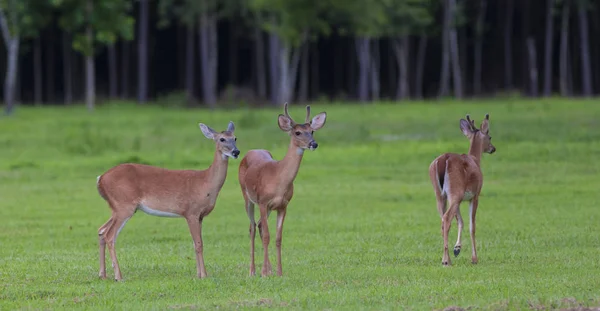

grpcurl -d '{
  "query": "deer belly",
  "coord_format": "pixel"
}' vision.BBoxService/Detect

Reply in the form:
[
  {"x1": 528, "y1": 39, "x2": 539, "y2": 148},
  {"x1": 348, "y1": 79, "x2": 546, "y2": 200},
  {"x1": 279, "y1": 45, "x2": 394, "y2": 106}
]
[{"x1": 137, "y1": 204, "x2": 182, "y2": 218}]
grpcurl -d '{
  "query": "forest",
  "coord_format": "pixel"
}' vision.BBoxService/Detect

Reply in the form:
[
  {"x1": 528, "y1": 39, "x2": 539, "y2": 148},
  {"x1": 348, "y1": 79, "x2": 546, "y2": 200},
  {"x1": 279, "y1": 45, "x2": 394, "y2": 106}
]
[{"x1": 0, "y1": 0, "x2": 598, "y2": 114}]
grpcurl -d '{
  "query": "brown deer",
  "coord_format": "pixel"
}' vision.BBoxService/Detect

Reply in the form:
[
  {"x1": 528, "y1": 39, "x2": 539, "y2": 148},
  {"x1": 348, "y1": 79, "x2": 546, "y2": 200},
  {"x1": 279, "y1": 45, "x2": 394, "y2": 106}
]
[
  {"x1": 96, "y1": 121, "x2": 240, "y2": 281},
  {"x1": 238, "y1": 103, "x2": 327, "y2": 277},
  {"x1": 428, "y1": 114, "x2": 496, "y2": 266}
]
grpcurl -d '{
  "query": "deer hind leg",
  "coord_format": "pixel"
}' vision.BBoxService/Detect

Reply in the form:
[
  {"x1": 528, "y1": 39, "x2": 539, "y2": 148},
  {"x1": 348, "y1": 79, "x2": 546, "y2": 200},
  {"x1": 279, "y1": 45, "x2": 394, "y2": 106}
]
[
  {"x1": 469, "y1": 198, "x2": 479, "y2": 264},
  {"x1": 245, "y1": 198, "x2": 257, "y2": 277},
  {"x1": 258, "y1": 204, "x2": 272, "y2": 277},
  {"x1": 454, "y1": 207, "x2": 464, "y2": 257},
  {"x1": 441, "y1": 200, "x2": 459, "y2": 266},
  {"x1": 104, "y1": 207, "x2": 134, "y2": 281},
  {"x1": 98, "y1": 216, "x2": 114, "y2": 279}
]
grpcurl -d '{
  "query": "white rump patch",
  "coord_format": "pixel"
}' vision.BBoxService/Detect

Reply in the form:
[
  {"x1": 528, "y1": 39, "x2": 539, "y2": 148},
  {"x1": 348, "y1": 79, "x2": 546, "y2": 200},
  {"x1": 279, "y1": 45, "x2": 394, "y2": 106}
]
[{"x1": 138, "y1": 204, "x2": 182, "y2": 218}]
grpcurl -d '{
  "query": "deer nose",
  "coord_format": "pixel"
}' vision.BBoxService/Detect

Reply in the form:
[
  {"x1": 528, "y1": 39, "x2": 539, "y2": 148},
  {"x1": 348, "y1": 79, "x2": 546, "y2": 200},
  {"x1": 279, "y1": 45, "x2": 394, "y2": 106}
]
[
  {"x1": 232, "y1": 149, "x2": 240, "y2": 157},
  {"x1": 308, "y1": 141, "x2": 318, "y2": 150}
]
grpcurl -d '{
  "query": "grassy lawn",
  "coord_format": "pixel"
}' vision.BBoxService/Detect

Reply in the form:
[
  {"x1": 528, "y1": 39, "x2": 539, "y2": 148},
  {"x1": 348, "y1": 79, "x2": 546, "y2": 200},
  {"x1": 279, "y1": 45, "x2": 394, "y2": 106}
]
[{"x1": 1, "y1": 99, "x2": 599, "y2": 310}]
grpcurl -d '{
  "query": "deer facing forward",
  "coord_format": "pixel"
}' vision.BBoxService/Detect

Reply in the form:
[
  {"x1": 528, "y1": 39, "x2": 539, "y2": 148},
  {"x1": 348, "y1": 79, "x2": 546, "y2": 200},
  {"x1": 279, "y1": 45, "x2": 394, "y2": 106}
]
[
  {"x1": 429, "y1": 114, "x2": 496, "y2": 266},
  {"x1": 238, "y1": 103, "x2": 327, "y2": 277},
  {"x1": 96, "y1": 121, "x2": 240, "y2": 281}
]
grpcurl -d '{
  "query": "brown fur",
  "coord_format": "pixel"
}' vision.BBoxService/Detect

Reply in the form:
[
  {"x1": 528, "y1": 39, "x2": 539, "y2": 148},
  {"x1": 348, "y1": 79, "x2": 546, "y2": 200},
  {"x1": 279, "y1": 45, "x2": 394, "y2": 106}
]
[
  {"x1": 238, "y1": 103, "x2": 327, "y2": 277},
  {"x1": 428, "y1": 114, "x2": 496, "y2": 266},
  {"x1": 96, "y1": 122, "x2": 239, "y2": 281}
]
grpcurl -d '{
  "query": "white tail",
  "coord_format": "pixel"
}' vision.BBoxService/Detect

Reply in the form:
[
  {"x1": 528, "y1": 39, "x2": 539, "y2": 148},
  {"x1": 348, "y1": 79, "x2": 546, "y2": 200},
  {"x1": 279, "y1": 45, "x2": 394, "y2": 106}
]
[
  {"x1": 96, "y1": 121, "x2": 240, "y2": 281},
  {"x1": 238, "y1": 103, "x2": 327, "y2": 277}
]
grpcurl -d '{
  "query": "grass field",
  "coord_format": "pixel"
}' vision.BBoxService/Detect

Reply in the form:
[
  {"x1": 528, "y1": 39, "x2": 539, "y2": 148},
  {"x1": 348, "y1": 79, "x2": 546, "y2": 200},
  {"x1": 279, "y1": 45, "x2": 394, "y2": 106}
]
[{"x1": 1, "y1": 99, "x2": 599, "y2": 310}]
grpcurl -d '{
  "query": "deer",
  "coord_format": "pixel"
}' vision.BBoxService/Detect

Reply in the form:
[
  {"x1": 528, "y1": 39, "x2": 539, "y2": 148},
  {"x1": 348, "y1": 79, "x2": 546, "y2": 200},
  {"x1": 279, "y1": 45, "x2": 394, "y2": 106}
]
[
  {"x1": 428, "y1": 114, "x2": 496, "y2": 266},
  {"x1": 96, "y1": 121, "x2": 240, "y2": 281},
  {"x1": 238, "y1": 103, "x2": 327, "y2": 277}
]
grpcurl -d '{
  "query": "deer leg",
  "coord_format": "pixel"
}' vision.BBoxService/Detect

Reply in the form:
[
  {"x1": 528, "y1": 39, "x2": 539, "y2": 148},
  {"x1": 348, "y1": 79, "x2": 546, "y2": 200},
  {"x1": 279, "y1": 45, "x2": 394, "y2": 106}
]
[
  {"x1": 186, "y1": 216, "x2": 208, "y2": 278},
  {"x1": 259, "y1": 205, "x2": 272, "y2": 277},
  {"x1": 275, "y1": 208, "x2": 287, "y2": 277},
  {"x1": 436, "y1": 195, "x2": 447, "y2": 218},
  {"x1": 246, "y1": 200, "x2": 256, "y2": 277},
  {"x1": 469, "y1": 198, "x2": 479, "y2": 264},
  {"x1": 454, "y1": 207, "x2": 464, "y2": 257},
  {"x1": 441, "y1": 201, "x2": 458, "y2": 266},
  {"x1": 98, "y1": 216, "x2": 114, "y2": 279},
  {"x1": 257, "y1": 209, "x2": 271, "y2": 240},
  {"x1": 105, "y1": 213, "x2": 132, "y2": 281}
]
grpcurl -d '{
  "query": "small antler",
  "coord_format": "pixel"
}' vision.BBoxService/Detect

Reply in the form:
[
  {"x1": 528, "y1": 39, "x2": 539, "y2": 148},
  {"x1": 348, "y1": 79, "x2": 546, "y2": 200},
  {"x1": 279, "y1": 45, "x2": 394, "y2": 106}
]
[
  {"x1": 305, "y1": 105, "x2": 311, "y2": 123},
  {"x1": 283, "y1": 102, "x2": 296, "y2": 125},
  {"x1": 485, "y1": 113, "x2": 489, "y2": 120}
]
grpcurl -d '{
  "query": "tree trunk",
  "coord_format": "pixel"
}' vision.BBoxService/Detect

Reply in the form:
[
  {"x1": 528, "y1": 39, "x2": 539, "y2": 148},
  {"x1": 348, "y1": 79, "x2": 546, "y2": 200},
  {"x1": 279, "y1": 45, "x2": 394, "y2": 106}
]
[
  {"x1": 355, "y1": 36, "x2": 371, "y2": 102},
  {"x1": 137, "y1": 0, "x2": 149, "y2": 104},
  {"x1": 370, "y1": 39, "x2": 380, "y2": 101},
  {"x1": 559, "y1": 0, "x2": 570, "y2": 96},
  {"x1": 121, "y1": 40, "x2": 129, "y2": 99},
  {"x1": 577, "y1": 0, "x2": 593, "y2": 96},
  {"x1": 34, "y1": 36, "x2": 43, "y2": 105},
  {"x1": 254, "y1": 25, "x2": 267, "y2": 100},
  {"x1": 521, "y1": 0, "x2": 531, "y2": 95},
  {"x1": 415, "y1": 34, "x2": 427, "y2": 99},
  {"x1": 298, "y1": 41, "x2": 309, "y2": 102},
  {"x1": 473, "y1": 0, "x2": 487, "y2": 96},
  {"x1": 448, "y1": 0, "x2": 463, "y2": 99},
  {"x1": 526, "y1": 37, "x2": 538, "y2": 97},
  {"x1": 504, "y1": 0, "x2": 514, "y2": 90},
  {"x1": 393, "y1": 37, "x2": 409, "y2": 100},
  {"x1": 438, "y1": 0, "x2": 451, "y2": 98},
  {"x1": 185, "y1": 24, "x2": 195, "y2": 105},
  {"x1": 268, "y1": 30, "x2": 280, "y2": 105},
  {"x1": 277, "y1": 37, "x2": 304, "y2": 104},
  {"x1": 108, "y1": 43, "x2": 118, "y2": 99},
  {"x1": 311, "y1": 41, "x2": 319, "y2": 100},
  {"x1": 199, "y1": 11, "x2": 218, "y2": 108},
  {"x1": 85, "y1": 0, "x2": 94, "y2": 111},
  {"x1": 542, "y1": 0, "x2": 554, "y2": 96},
  {"x1": 62, "y1": 32, "x2": 73, "y2": 105},
  {"x1": 45, "y1": 31, "x2": 55, "y2": 103},
  {"x1": 2, "y1": 38, "x2": 19, "y2": 115},
  {"x1": 229, "y1": 21, "x2": 238, "y2": 85}
]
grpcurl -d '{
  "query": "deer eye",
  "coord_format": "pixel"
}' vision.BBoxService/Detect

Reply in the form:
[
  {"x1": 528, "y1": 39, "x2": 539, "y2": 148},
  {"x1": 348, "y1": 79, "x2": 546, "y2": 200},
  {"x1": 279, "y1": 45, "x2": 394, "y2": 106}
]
[
  {"x1": 295, "y1": 131, "x2": 301, "y2": 136},
  {"x1": 219, "y1": 138, "x2": 225, "y2": 142},
  {"x1": 234, "y1": 138, "x2": 237, "y2": 141}
]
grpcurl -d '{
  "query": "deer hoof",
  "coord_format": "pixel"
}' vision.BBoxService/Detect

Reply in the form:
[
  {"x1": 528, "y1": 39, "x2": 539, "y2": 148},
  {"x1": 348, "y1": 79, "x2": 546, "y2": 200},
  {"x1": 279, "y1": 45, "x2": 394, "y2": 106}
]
[
  {"x1": 442, "y1": 261, "x2": 450, "y2": 266},
  {"x1": 453, "y1": 246, "x2": 461, "y2": 257}
]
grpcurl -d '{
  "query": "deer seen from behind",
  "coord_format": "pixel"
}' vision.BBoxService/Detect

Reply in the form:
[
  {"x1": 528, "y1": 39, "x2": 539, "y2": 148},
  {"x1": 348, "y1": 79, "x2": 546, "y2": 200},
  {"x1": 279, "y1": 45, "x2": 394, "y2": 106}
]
[
  {"x1": 428, "y1": 114, "x2": 496, "y2": 266},
  {"x1": 96, "y1": 121, "x2": 240, "y2": 281},
  {"x1": 238, "y1": 103, "x2": 327, "y2": 277}
]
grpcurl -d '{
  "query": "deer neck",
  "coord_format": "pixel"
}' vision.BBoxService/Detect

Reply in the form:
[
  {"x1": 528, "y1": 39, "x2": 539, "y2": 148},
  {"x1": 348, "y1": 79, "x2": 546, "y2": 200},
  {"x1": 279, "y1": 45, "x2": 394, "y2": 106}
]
[
  {"x1": 467, "y1": 136, "x2": 483, "y2": 167},
  {"x1": 206, "y1": 149, "x2": 229, "y2": 191},
  {"x1": 277, "y1": 140, "x2": 305, "y2": 186}
]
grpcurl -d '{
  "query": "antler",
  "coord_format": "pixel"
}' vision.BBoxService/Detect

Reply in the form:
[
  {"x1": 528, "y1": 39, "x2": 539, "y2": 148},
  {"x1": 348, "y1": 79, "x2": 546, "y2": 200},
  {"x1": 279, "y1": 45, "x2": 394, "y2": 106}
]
[
  {"x1": 305, "y1": 105, "x2": 311, "y2": 123},
  {"x1": 485, "y1": 113, "x2": 489, "y2": 120},
  {"x1": 283, "y1": 102, "x2": 296, "y2": 125},
  {"x1": 466, "y1": 114, "x2": 477, "y2": 131}
]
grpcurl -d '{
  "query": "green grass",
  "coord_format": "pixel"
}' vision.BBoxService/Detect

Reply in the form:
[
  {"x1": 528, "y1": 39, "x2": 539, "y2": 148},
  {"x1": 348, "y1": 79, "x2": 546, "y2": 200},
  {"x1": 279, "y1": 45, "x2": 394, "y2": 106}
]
[{"x1": 1, "y1": 99, "x2": 600, "y2": 310}]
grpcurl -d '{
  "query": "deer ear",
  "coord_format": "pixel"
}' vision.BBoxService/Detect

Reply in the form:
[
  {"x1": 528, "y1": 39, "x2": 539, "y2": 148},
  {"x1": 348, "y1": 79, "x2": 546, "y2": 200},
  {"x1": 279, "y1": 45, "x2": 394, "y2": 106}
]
[
  {"x1": 278, "y1": 114, "x2": 293, "y2": 132},
  {"x1": 227, "y1": 121, "x2": 235, "y2": 133},
  {"x1": 310, "y1": 112, "x2": 327, "y2": 131},
  {"x1": 460, "y1": 119, "x2": 474, "y2": 137},
  {"x1": 480, "y1": 114, "x2": 489, "y2": 134},
  {"x1": 199, "y1": 123, "x2": 216, "y2": 140}
]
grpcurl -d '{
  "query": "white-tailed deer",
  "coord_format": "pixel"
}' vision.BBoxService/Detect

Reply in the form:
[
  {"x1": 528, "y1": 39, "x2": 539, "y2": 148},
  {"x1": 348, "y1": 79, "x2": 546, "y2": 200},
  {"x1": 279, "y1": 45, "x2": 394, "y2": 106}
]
[
  {"x1": 238, "y1": 103, "x2": 327, "y2": 277},
  {"x1": 96, "y1": 121, "x2": 240, "y2": 281},
  {"x1": 428, "y1": 114, "x2": 496, "y2": 266}
]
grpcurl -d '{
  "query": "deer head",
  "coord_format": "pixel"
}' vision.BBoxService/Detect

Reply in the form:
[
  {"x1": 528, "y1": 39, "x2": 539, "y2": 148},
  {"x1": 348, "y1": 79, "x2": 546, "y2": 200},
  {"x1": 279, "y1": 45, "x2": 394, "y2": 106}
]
[
  {"x1": 459, "y1": 114, "x2": 496, "y2": 154},
  {"x1": 277, "y1": 103, "x2": 327, "y2": 151},
  {"x1": 199, "y1": 121, "x2": 241, "y2": 159}
]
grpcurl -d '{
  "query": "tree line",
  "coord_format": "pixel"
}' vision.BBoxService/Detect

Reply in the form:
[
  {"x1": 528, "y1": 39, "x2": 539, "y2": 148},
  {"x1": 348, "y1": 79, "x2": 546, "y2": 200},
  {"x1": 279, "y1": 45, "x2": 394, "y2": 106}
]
[{"x1": 0, "y1": 0, "x2": 598, "y2": 115}]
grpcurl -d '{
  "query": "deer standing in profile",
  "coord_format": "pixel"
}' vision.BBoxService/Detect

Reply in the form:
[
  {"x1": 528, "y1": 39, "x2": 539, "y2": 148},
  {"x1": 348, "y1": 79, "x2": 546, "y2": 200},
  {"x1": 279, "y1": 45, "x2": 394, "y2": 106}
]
[
  {"x1": 96, "y1": 121, "x2": 240, "y2": 281},
  {"x1": 428, "y1": 114, "x2": 496, "y2": 266},
  {"x1": 238, "y1": 103, "x2": 327, "y2": 277}
]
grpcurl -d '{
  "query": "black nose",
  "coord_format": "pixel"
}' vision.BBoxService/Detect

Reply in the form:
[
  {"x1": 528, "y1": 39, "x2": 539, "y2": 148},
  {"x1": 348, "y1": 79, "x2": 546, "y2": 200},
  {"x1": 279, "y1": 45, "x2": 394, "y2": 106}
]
[
  {"x1": 309, "y1": 141, "x2": 318, "y2": 149},
  {"x1": 232, "y1": 149, "x2": 240, "y2": 157},
  {"x1": 490, "y1": 147, "x2": 496, "y2": 154}
]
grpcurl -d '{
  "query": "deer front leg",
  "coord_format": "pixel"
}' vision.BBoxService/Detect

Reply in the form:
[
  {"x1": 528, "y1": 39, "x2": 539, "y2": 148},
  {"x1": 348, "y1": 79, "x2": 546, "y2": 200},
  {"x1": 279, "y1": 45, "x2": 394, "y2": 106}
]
[
  {"x1": 454, "y1": 207, "x2": 464, "y2": 257},
  {"x1": 259, "y1": 205, "x2": 272, "y2": 277},
  {"x1": 98, "y1": 217, "x2": 114, "y2": 279},
  {"x1": 275, "y1": 208, "x2": 287, "y2": 277},
  {"x1": 441, "y1": 202, "x2": 458, "y2": 266},
  {"x1": 469, "y1": 198, "x2": 479, "y2": 264},
  {"x1": 186, "y1": 216, "x2": 208, "y2": 278}
]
